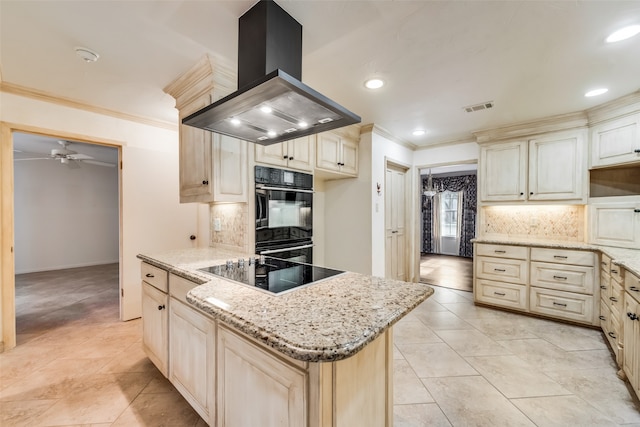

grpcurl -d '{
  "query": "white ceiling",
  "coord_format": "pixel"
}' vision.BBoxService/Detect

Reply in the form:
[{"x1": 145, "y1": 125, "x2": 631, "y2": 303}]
[{"x1": 1, "y1": 1, "x2": 639, "y2": 147}]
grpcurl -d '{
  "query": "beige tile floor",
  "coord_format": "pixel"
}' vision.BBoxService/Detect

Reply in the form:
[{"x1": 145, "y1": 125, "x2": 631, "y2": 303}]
[{"x1": 2, "y1": 265, "x2": 639, "y2": 426}]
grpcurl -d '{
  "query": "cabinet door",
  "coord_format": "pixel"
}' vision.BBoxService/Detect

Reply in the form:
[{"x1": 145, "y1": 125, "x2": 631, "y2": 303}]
[
  {"x1": 589, "y1": 200, "x2": 640, "y2": 248},
  {"x1": 340, "y1": 137, "x2": 359, "y2": 176},
  {"x1": 142, "y1": 282, "x2": 169, "y2": 376},
  {"x1": 255, "y1": 142, "x2": 289, "y2": 168},
  {"x1": 169, "y1": 298, "x2": 215, "y2": 423},
  {"x1": 213, "y1": 134, "x2": 248, "y2": 202},
  {"x1": 217, "y1": 326, "x2": 307, "y2": 427},
  {"x1": 528, "y1": 132, "x2": 584, "y2": 201},
  {"x1": 623, "y1": 295, "x2": 639, "y2": 392},
  {"x1": 179, "y1": 95, "x2": 213, "y2": 203},
  {"x1": 591, "y1": 114, "x2": 640, "y2": 168},
  {"x1": 316, "y1": 132, "x2": 341, "y2": 172},
  {"x1": 287, "y1": 136, "x2": 314, "y2": 172},
  {"x1": 479, "y1": 141, "x2": 527, "y2": 201}
]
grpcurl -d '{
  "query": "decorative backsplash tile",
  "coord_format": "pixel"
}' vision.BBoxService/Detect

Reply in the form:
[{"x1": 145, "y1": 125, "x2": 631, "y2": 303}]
[
  {"x1": 210, "y1": 203, "x2": 249, "y2": 252},
  {"x1": 481, "y1": 205, "x2": 585, "y2": 242}
]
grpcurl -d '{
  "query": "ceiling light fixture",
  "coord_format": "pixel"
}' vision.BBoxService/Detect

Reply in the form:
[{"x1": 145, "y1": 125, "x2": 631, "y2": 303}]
[
  {"x1": 585, "y1": 88, "x2": 608, "y2": 97},
  {"x1": 230, "y1": 118, "x2": 241, "y2": 126},
  {"x1": 412, "y1": 129, "x2": 426, "y2": 136},
  {"x1": 606, "y1": 25, "x2": 640, "y2": 43},
  {"x1": 364, "y1": 78, "x2": 384, "y2": 89},
  {"x1": 74, "y1": 46, "x2": 99, "y2": 63},
  {"x1": 298, "y1": 121, "x2": 308, "y2": 128}
]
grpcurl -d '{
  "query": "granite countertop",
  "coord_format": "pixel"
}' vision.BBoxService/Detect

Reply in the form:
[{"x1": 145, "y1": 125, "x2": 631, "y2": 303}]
[
  {"x1": 472, "y1": 238, "x2": 640, "y2": 278},
  {"x1": 137, "y1": 248, "x2": 433, "y2": 363}
]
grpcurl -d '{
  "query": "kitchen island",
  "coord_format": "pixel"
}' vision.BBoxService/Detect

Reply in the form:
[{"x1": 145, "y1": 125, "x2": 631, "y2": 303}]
[{"x1": 138, "y1": 248, "x2": 433, "y2": 427}]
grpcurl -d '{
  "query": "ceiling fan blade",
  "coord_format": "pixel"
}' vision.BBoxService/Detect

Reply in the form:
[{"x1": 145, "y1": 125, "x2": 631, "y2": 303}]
[
  {"x1": 68, "y1": 153, "x2": 93, "y2": 160},
  {"x1": 81, "y1": 159, "x2": 117, "y2": 168},
  {"x1": 14, "y1": 157, "x2": 51, "y2": 161}
]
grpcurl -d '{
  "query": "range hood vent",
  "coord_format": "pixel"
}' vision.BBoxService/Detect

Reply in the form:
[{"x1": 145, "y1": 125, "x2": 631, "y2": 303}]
[{"x1": 183, "y1": 0, "x2": 361, "y2": 146}]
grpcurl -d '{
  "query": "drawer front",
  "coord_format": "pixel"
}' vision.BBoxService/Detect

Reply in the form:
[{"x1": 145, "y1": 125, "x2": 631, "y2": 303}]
[
  {"x1": 476, "y1": 244, "x2": 528, "y2": 260},
  {"x1": 599, "y1": 300, "x2": 610, "y2": 331},
  {"x1": 169, "y1": 274, "x2": 199, "y2": 304},
  {"x1": 600, "y1": 271, "x2": 611, "y2": 301},
  {"x1": 476, "y1": 257, "x2": 528, "y2": 284},
  {"x1": 600, "y1": 253, "x2": 611, "y2": 274},
  {"x1": 625, "y1": 269, "x2": 640, "y2": 303},
  {"x1": 530, "y1": 247, "x2": 595, "y2": 267},
  {"x1": 610, "y1": 281, "x2": 623, "y2": 319},
  {"x1": 530, "y1": 262, "x2": 595, "y2": 295},
  {"x1": 610, "y1": 264, "x2": 624, "y2": 284},
  {"x1": 474, "y1": 279, "x2": 528, "y2": 311},
  {"x1": 530, "y1": 287, "x2": 594, "y2": 324},
  {"x1": 606, "y1": 314, "x2": 621, "y2": 361},
  {"x1": 141, "y1": 262, "x2": 168, "y2": 293}
]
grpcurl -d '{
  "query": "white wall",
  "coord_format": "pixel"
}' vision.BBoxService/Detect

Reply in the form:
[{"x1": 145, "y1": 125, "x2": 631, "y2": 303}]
[
  {"x1": 1, "y1": 91, "x2": 198, "y2": 321},
  {"x1": 14, "y1": 156, "x2": 118, "y2": 273},
  {"x1": 413, "y1": 141, "x2": 479, "y2": 167}
]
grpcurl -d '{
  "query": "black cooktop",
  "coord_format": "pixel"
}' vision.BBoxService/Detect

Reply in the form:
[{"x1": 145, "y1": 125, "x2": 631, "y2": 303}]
[{"x1": 198, "y1": 256, "x2": 344, "y2": 295}]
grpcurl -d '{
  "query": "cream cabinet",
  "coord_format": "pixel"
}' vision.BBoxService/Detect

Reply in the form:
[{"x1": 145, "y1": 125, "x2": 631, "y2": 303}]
[
  {"x1": 255, "y1": 136, "x2": 314, "y2": 172},
  {"x1": 474, "y1": 244, "x2": 529, "y2": 311},
  {"x1": 213, "y1": 134, "x2": 248, "y2": 203},
  {"x1": 142, "y1": 280, "x2": 169, "y2": 377},
  {"x1": 591, "y1": 113, "x2": 640, "y2": 168},
  {"x1": 623, "y1": 269, "x2": 640, "y2": 399},
  {"x1": 316, "y1": 131, "x2": 359, "y2": 176},
  {"x1": 479, "y1": 130, "x2": 586, "y2": 203},
  {"x1": 217, "y1": 325, "x2": 307, "y2": 427},
  {"x1": 588, "y1": 197, "x2": 640, "y2": 249}
]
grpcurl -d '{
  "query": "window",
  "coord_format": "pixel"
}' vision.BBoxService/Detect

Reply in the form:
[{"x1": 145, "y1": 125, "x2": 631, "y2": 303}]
[{"x1": 440, "y1": 191, "x2": 458, "y2": 237}]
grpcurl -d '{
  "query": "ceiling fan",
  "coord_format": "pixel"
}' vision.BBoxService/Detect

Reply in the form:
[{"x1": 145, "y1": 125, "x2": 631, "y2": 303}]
[{"x1": 13, "y1": 140, "x2": 116, "y2": 168}]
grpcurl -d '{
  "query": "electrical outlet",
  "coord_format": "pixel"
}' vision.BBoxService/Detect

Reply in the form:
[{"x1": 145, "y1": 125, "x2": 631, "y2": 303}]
[{"x1": 214, "y1": 218, "x2": 222, "y2": 232}]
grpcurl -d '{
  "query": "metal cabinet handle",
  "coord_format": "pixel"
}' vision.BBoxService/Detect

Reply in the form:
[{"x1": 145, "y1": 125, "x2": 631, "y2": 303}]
[
  {"x1": 202, "y1": 180, "x2": 209, "y2": 185},
  {"x1": 553, "y1": 275, "x2": 567, "y2": 280},
  {"x1": 530, "y1": 192, "x2": 534, "y2": 195},
  {"x1": 289, "y1": 156, "x2": 294, "y2": 160},
  {"x1": 158, "y1": 304, "x2": 165, "y2": 310},
  {"x1": 610, "y1": 297, "x2": 618, "y2": 302},
  {"x1": 552, "y1": 302, "x2": 567, "y2": 307},
  {"x1": 599, "y1": 315, "x2": 606, "y2": 321},
  {"x1": 494, "y1": 292, "x2": 506, "y2": 296},
  {"x1": 611, "y1": 269, "x2": 618, "y2": 274},
  {"x1": 608, "y1": 331, "x2": 617, "y2": 339},
  {"x1": 190, "y1": 235, "x2": 196, "y2": 240},
  {"x1": 630, "y1": 286, "x2": 640, "y2": 292},
  {"x1": 145, "y1": 273, "x2": 154, "y2": 278},
  {"x1": 283, "y1": 155, "x2": 288, "y2": 159},
  {"x1": 391, "y1": 230, "x2": 398, "y2": 233},
  {"x1": 628, "y1": 312, "x2": 638, "y2": 321},
  {"x1": 634, "y1": 148, "x2": 640, "y2": 153},
  {"x1": 600, "y1": 285, "x2": 607, "y2": 289},
  {"x1": 601, "y1": 261, "x2": 607, "y2": 266},
  {"x1": 494, "y1": 250, "x2": 506, "y2": 253},
  {"x1": 553, "y1": 255, "x2": 568, "y2": 259},
  {"x1": 494, "y1": 268, "x2": 506, "y2": 272},
  {"x1": 635, "y1": 209, "x2": 640, "y2": 213}
]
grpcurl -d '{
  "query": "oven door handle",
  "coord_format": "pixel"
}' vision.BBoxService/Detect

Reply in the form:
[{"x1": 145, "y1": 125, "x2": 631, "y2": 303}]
[
  {"x1": 260, "y1": 243, "x2": 314, "y2": 255},
  {"x1": 256, "y1": 185, "x2": 314, "y2": 194}
]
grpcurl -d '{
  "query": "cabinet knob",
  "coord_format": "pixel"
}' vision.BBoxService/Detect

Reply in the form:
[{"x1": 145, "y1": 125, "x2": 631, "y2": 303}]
[
  {"x1": 634, "y1": 209, "x2": 640, "y2": 213},
  {"x1": 202, "y1": 180, "x2": 209, "y2": 185},
  {"x1": 190, "y1": 235, "x2": 196, "y2": 240},
  {"x1": 529, "y1": 192, "x2": 534, "y2": 195},
  {"x1": 289, "y1": 156, "x2": 294, "y2": 161},
  {"x1": 158, "y1": 304, "x2": 165, "y2": 310},
  {"x1": 283, "y1": 155, "x2": 288, "y2": 159},
  {"x1": 634, "y1": 148, "x2": 640, "y2": 153}
]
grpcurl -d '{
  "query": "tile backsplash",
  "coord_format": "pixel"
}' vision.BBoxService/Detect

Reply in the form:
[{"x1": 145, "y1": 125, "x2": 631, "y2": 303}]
[
  {"x1": 209, "y1": 203, "x2": 249, "y2": 252},
  {"x1": 481, "y1": 205, "x2": 585, "y2": 242}
]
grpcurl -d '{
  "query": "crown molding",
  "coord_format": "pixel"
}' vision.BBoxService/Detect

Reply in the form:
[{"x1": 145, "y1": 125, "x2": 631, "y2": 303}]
[
  {"x1": 473, "y1": 111, "x2": 588, "y2": 144},
  {"x1": 586, "y1": 90, "x2": 640, "y2": 125},
  {"x1": 360, "y1": 123, "x2": 417, "y2": 150},
  {"x1": 414, "y1": 136, "x2": 477, "y2": 150},
  {"x1": 0, "y1": 81, "x2": 177, "y2": 131}
]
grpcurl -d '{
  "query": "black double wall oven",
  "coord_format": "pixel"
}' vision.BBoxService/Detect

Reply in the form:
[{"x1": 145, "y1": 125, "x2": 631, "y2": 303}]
[{"x1": 255, "y1": 166, "x2": 313, "y2": 264}]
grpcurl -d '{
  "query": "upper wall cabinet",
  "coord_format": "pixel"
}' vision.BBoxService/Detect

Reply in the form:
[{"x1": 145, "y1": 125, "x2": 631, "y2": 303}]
[
  {"x1": 164, "y1": 56, "x2": 247, "y2": 204},
  {"x1": 590, "y1": 113, "x2": 640, "y2": 168},
  {"x1": 255, "y1": 136, "x2": 313, "y2": 172},
  {"x1": 479, "y1": 130, "x2": 586, "y2": 203},
  {"x1": 315, "y1": 131, "x2": 359, "y2": 177}
]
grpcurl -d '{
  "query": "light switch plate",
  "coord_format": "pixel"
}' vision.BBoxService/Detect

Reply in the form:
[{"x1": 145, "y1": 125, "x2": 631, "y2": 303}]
[{"x1": 214, "y1": 218, "x2": 221, "y2": 232}]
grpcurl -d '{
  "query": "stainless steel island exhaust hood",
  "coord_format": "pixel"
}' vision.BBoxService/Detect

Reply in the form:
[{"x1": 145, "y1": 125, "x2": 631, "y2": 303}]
[{"x1": 182, "y1": 0, "x2": 361, "y2": 146}]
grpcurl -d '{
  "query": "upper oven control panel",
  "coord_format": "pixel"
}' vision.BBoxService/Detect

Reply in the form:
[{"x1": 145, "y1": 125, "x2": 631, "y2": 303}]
[{"x1": 255, "y1": 165, "x2": 313, "y2": 190}]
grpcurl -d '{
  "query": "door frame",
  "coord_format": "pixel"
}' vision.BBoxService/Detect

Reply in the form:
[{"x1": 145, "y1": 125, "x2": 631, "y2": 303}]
[
  {"x1": 1, "y1": 121, "x2": 123, "y2": 351},
  {"x1": 384, "y1": 158, "x2": 412, "y2": 281},
  {"x1": 413, "y1": 160, "x2": 478, "y2": 281}
]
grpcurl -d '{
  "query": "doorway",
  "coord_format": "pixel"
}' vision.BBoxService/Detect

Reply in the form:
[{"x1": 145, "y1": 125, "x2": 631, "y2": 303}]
[
  {"x1": 385, "y1": 161, "x2": 409, "y2": 281},
  {"x1": 3, "y1": 127, "x2": 122, "y2": 350}
]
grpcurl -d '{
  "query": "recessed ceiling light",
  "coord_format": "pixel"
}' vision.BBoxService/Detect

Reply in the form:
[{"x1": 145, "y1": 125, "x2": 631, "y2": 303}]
[
  {"x1": 267, "y1": 130, "x2": 277, "y2": 137},
  {"x1": 298, "y1": 121, "x2": 308, "y2": 128},
  {"x1": 260, "y1": 106, "x2": 272, "y2": 114},
  {"x1": 585, "y1": 88, "x2": 608, "y2": 97},
  {"x1": 230, "y1": 118, "x2": 241, "y2": 126},
  {"x1": 606, "y1": 25, "x2": 640, "y2": 43},
  {"x1": 364, "y1": 78, "x2": 384, "y2": 89},
  {"x1": 75, "y1": 46, "x2": 99, "y2": 63},
  {"x1": 412, "y1": 129, "x2": 426, "y2": 136}
]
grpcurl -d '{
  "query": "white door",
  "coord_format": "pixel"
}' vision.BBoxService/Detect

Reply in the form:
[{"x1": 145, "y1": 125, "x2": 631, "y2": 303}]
[{"x1": 385, "y1": 164, "x2": 407, "y2": 281}]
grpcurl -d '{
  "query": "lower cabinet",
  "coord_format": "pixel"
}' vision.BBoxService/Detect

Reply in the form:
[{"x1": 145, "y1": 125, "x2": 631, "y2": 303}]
[
  {"x1": 529, "y1": 287, "x2": 594, "y2": 324},
  {"x1": 169, "y1": 298, "x2": 215, "y2": 423},
  {"x1": 141, "y1": 281, "x2": 169, "y2": 376},
  {"x1": 624, "y1": 292, "x2": 640, "y2": 397}
]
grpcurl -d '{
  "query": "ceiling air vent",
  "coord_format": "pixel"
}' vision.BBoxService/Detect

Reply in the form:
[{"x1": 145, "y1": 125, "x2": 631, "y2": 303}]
[{"x1": 463, "y1": 101, "x2": 494, "y2": 113}]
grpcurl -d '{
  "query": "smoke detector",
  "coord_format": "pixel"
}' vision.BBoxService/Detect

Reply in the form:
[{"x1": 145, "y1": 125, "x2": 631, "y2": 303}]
[{"x1": 463, "y1": 101, "x2": 494, "y2": 113}]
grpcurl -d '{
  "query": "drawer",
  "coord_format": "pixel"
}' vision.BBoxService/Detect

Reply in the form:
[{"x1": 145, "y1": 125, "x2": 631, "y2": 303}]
[
  {"x1": 625, "y1": 269, "x2": 640, "y2": 303},
  {"x1": 610, "y1": 280, "x2": 623, "y2": 319},
  {"x1": 600, "y1": 253, "x2": 611, "y2": 274},
  {"x1": 530, "y1": 247, "x2": 596, "y2": 267},
  {"x1": 599, "y1": 300, "x2": 610, "y2": 331},
  {"x1": 606, "y1": 314, "x2": 621, "y2": 362},
  {"x1": 141, "y1": 262, "x2": 168, "y2": 293},
  {"x1": 169, "y1": 273, "x2": 199, "y2": 304},
  {"x1": 610, "y1": 264, "x2": 623, "y2": 284},
  {"x1": 600, "y1": 271, "x2": 611, "y2": 301},
  {"x1": 476, "y1": 244, "x2": 528, "y2": 260},
  {"x1": 530, "y1": 287, "x2": 595, "y2": 325},
  {"x1": 475, "y1": 256, "x2": 528, "y2": 284},
  {"x1": 530, "y1": 262, "x2": 595, "y2": 295},
  {"x1": 474, "y1": 279, "x2": 528, "y2": 311}
]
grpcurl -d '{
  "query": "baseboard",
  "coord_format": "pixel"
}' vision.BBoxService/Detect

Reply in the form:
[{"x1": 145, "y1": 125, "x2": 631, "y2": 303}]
[{"x1": 14, "y1": 260, "x2": 119, "y2": 275}]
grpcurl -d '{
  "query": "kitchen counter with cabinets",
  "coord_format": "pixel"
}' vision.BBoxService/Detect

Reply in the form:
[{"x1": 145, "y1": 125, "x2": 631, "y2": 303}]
[{"x1": 137, "y1": 247, "x2": 433, "y2": 427}]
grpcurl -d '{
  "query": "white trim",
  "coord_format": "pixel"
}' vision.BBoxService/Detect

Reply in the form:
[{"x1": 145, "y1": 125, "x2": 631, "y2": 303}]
[{"x1": 14, "y1": 260, "x2": 119, "y2": 275}]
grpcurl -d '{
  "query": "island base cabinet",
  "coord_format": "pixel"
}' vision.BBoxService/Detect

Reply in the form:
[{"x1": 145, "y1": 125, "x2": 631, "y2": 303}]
[
  {"x1": 142, "y1": 281, "x2": 168, "y2": 377},
  {"x1": 169, "y1": 298, "x2": 215, "y2": 424},
  {"x1": 624, "y1": 295, "x2": 640, "y2": 398}
]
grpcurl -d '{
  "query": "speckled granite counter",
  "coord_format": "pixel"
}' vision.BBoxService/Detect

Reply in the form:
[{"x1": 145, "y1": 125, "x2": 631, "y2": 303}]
[
  {"x1": 472, "y1": 238, "x2": 640, "y2": 278},
  {"x1": 137, "y1": 248, "x2": 433, "y2": 362}
]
